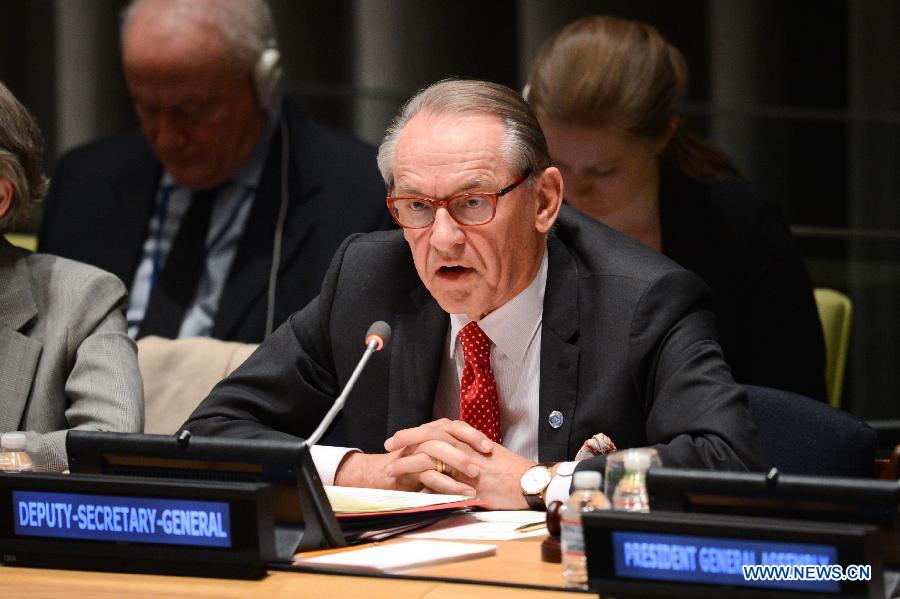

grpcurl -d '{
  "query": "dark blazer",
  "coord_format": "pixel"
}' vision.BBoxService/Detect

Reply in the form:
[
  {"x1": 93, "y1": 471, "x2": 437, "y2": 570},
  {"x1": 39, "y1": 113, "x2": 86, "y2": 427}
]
[
  {"x1": 185, "y1": 206, "x2": 766, "y2": 474},
  {"x1": 39, "y1": 98, "x2": 395, "y2": 343},
  {"x1": 659, "y1": 172, "x2": 826, "y2": 400}
]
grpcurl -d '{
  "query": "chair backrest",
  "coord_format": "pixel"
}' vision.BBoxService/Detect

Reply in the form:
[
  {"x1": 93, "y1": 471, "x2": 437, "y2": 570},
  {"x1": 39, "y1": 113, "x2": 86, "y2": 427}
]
[
  {"x1": 745, "y1": 384, "x2": 878, "y2": 478},
  {"x1": 813, "y1": 288, "x2": 852, "y2": 408},
  {"x1": 137, "y1": 335, "x2": 258, "y2": 434},
  {"x1": 870, "y1": 420, "x2": 900, "y2": 480},
  {"x1": 3, "y1": 233, "x2": 38, "y2": 252}
]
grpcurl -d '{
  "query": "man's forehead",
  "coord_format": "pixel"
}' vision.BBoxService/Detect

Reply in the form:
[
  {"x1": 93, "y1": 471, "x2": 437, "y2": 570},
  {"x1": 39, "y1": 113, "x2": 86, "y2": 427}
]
[
  {"x1": 392, "y1": 112, "x2": 510, "y2": 188},
  {"x1": 123, "y1": 21, "x2": 242, "y2": 103}
]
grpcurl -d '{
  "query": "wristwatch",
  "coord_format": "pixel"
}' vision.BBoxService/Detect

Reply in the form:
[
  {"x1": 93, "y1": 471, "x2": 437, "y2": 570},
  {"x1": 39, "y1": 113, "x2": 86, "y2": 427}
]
[{"x1": 520, "y1": 463, "x2": 553, "y2": 510}]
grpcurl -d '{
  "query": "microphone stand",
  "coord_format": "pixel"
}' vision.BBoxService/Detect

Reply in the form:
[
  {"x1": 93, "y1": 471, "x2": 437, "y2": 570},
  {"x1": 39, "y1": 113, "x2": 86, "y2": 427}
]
[{"x1": 305, "y1": 337, "x2": 382, "y2": 448}]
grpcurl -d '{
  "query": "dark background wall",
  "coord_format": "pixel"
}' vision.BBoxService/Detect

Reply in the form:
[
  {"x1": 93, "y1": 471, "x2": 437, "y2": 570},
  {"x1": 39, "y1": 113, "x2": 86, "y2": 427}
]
[{"x1": 1, "y1": 0, "x2": 897, "y2": 420}]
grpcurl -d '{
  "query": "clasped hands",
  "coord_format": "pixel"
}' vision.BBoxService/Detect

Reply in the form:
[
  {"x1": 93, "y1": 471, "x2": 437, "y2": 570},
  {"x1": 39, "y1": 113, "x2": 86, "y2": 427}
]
[{"x1": 334, "y1": 419, "x2": 535, "y2": 509}]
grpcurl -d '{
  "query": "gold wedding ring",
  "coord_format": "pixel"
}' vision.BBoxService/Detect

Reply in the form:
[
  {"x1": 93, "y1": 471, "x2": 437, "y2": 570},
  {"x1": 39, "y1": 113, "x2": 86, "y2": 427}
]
[{"x1": 435, "y1": 459, "x2": 447, "y2": 475}]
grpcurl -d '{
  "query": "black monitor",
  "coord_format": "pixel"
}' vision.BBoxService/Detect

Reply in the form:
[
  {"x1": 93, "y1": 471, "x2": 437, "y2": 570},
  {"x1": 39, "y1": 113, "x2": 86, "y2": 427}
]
[
  {"x1": 67, "y1": 431, "x2": 344, "y2": 562},
  {"x1": 646, "y1": 467, "x2": 900, "y2": 566}
]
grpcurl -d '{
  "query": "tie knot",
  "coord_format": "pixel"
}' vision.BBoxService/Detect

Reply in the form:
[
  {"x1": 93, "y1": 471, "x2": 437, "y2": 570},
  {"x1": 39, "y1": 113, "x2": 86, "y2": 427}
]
[
  {"x1": 192, "y1": 184, "x2": 225, "y2": 203},
  {"x1": 459, "y1": 321, "x2": 491, "y2": 366}
]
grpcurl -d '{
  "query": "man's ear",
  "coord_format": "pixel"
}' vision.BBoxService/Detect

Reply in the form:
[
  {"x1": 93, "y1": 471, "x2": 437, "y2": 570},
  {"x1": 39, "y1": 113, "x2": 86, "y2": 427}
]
[
  {"x1": 0, "y1": 177, "x2": 13, "y2": 222},
  {"x1": 534, "y1": 166, "x2": 563, "y2": 234}
]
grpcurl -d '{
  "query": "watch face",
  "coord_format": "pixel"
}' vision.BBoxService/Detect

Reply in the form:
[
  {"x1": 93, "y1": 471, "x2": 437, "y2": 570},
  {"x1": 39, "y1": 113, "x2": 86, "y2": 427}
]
[{"x1": 521, "y1": 466, "x2": 552, "y2": 494}]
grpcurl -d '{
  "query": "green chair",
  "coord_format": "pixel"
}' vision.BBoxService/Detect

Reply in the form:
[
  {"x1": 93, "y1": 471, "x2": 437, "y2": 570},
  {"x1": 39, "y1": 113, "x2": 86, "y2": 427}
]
[
  {"x1": 3, "y1": 232, "x2": 38, "y2": 252},
  {"x1": 814, "y1": 288, "x2": 852, "y2": 408}
]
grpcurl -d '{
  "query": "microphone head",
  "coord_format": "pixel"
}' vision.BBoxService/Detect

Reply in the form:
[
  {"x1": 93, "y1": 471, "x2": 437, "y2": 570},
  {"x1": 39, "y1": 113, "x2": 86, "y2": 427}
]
[{"x1": 365, "y1": 321, "x2": 392, "y2": 352}]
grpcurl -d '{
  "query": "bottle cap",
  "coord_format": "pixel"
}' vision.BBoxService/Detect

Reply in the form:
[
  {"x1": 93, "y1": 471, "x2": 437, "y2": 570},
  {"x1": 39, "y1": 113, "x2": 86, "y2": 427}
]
[
  {"x1": 623, "y1": 449, "x2": 651, "y2": 472},
  {"x1": 572, "y1": 470, "x2": 602, "y2": 490},
  {"x1": 1, "y1": 432, "x2": 27, "y2": 451}
]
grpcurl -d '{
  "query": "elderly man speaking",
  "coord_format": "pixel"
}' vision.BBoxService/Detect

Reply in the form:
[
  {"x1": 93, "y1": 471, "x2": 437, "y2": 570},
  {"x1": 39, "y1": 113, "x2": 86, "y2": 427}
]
[{"x1": 185, "y1": 79, "x2": 764, "y2": 509}]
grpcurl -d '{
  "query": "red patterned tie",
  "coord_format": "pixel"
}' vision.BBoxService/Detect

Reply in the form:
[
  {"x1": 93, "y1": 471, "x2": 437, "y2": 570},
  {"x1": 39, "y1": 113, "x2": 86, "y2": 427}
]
[{"x1": 458, "y1": 321, "x2": 502, "y2": 443}]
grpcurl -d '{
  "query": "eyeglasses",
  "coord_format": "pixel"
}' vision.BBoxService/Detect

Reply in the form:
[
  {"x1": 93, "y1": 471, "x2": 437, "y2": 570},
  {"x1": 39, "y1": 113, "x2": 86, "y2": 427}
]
[{"x1": 386, "y1": 172, "x2": 531, "y2": 229}]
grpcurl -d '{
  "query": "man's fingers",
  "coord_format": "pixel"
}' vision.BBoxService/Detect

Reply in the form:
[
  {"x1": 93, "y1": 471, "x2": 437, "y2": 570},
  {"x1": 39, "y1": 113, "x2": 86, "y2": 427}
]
[
  {"x1": 384, "y1": 424, "x2": 458, "y2": 452},
  {"x1": 419, "y1": 470, "x2": 476, "y2": 497},
  {"x1": 441, "y1": 420, "x2": 494, "y2": 452},
  {"x1": 385, "y1": 420, "x2": 493, "y2": 453},
  {"x1": 385, "y1": 440, "x2": 480, "y2": 479},
  {"x1": 384, "y1": 451, "x2": 437, "y2": 478}
]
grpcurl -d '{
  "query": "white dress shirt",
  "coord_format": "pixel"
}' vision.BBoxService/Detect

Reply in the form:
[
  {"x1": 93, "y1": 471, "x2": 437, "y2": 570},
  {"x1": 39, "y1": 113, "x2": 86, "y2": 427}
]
[{"x1": 431, "y1": 250, "x2": 547, "y2": 461}]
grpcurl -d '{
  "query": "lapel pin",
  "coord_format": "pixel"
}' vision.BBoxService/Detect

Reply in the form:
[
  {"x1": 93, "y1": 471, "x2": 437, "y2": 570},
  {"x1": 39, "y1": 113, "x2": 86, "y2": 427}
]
[{"x1": 548, "y1": 410, "x2": 564, "y2": 429}]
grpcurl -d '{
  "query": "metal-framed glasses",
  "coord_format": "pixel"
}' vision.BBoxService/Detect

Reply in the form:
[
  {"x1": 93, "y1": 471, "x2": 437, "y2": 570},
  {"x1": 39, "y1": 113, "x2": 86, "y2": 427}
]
[{"x1": 386, "y1": 172, "x2": 531, "y2": 229}]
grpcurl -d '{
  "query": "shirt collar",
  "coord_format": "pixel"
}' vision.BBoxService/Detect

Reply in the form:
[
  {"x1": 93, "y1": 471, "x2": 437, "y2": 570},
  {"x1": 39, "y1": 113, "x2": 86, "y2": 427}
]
[
  {"x1": 448, "y1": 248, "x2": 548, "y2": 365},
  {"x1": 160, "y1": 108, "x2": 279, "y2": 191}
]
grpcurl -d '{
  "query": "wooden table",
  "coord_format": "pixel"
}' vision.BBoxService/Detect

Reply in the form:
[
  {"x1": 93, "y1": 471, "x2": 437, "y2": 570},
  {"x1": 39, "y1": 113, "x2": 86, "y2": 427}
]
[{"x1": 2, "y1": 537, "x2": 585, "y2": 598}]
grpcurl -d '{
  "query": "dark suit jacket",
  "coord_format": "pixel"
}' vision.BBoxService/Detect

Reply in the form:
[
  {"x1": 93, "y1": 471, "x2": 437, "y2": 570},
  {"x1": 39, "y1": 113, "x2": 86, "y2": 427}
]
[
  {"x1": 185, "y1": 206, "x2": 766, "y2": 474},
  {"x1": 659, "y1": 172, "x2": 826, "y2": 400},
  {"x1": 39, "y1": 98, "x2": 395, "y2": 343}
]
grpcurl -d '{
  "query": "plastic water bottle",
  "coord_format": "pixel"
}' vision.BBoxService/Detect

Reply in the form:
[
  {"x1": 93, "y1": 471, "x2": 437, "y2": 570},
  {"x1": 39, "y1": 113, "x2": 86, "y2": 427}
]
[
  {"x1": 561, "y1": 470, "x2": 610, "y2": 589},
  {"x1": 0, "y1": 432, "x2": 35, "y2": 472},
  {"x1": 611, "y1": 450, "x2": 650, "y2": 512}
]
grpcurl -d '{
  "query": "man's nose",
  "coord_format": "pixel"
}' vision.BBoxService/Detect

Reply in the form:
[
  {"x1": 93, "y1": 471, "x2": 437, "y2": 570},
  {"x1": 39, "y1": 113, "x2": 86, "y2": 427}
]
[
  {"x1": 429, "y1": 208, "x2": 465, "y2": 251},
  {"x1": 149, "y1": 114, "x2": 186, "y2": 153}
]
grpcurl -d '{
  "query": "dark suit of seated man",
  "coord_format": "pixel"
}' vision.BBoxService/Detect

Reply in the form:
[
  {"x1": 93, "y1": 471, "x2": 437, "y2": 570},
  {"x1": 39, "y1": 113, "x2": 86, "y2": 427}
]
[
  {"x1": 185, "y1": 79, "x2": 765, "y2": 509},
  {"x1": 39, "y1": 0, "x2": 393, "y2": 343}
]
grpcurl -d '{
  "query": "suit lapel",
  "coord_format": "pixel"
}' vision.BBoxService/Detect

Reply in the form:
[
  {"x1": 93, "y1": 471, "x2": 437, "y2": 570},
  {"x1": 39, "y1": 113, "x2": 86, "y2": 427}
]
[
  {"x1": 100, "y1": 154, "x2": 160, "y2": 285},
  {"x1": 0, "y1": 246, "x2": 43, "y2": 429},
  {"x1": 213, "y1": 113, "x2": 316, "y2": 339},
  {"x1": 386, "y1": 285, "x2": 447, "y2": 437},
  {"x1": 538, "y1": 236, "x2": 581, "y2": 462},
  {"x1": 0, "y1": 328, "x2": 42, "y2": 430}
]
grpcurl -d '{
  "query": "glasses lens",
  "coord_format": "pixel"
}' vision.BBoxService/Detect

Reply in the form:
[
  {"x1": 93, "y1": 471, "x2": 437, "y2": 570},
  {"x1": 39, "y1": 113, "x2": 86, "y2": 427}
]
[
  {"x1": 448, "y1": 194, "x2": 495, "y2": 225},
  {"x1": 392, "y1": 198, "x2": 435, "y2": 228}
]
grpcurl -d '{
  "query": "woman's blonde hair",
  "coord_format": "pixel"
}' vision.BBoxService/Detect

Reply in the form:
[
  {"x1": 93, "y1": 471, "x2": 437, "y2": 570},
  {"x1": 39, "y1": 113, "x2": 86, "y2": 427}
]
[{"x1": 527, "y1": 15, "x2": 739, "y2": 183}]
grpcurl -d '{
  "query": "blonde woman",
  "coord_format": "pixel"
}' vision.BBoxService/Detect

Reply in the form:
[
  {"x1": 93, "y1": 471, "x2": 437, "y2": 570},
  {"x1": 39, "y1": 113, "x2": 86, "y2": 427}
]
[{"x1": 527, "y1": 16, "x2": 826, "y2": 400}]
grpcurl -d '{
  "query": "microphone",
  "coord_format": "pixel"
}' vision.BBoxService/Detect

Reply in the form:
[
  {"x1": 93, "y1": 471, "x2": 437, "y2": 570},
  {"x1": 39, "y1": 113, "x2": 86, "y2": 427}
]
[
  {"x1": 305, "y1": 321, "x2": 392, "y2": 447},
  {"x1": 364, "y1": 320, "x2": 392, "y2": 352}
]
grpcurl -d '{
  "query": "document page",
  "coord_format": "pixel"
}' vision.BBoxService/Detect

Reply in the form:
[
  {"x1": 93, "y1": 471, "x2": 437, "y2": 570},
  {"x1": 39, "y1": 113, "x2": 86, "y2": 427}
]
[
  {"x1": 296, "y1": 539, "x2": 496, "y2": 573},
  {"x1": 403, "y1": 510, "x2": 547, "y2": 541},
  {"x1": 325, "y1": 486, "x2": 484, "y2": 515}
]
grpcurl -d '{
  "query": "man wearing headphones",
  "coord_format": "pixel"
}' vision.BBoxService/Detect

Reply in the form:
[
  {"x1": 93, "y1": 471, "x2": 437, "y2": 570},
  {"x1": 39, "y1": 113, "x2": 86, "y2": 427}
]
[{"x1": 39, "y1": 0, "x2": 393, "y2": 343}]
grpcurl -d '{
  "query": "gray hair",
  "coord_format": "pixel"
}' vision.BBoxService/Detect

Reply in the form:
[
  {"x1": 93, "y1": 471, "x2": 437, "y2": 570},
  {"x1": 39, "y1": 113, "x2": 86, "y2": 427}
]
[
  {"x1": 0, "y1": 82, "x2": 47, "y2": 232},
  {"x1": 377, "y1": 79, "x2": 551, "y2": 189},
  {"x1": 121, "y1": 0, "x2": 277, "y2": 72}
]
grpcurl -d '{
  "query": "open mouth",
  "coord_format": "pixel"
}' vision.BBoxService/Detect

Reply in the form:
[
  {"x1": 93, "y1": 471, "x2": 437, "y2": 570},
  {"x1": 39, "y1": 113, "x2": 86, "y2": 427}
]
[{"x1": 437, "y1": 265, "x2": 472, "y2": 280}]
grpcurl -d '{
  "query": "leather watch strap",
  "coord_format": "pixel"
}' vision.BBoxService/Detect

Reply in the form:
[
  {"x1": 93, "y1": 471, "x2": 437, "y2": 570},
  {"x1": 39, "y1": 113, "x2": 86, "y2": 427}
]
[{"x1": 523, "y1": 462, "x2": 554, "y2": 511}]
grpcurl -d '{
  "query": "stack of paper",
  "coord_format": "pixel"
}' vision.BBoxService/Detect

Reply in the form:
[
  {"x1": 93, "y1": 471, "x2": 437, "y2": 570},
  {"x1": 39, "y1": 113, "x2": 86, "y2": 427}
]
[
  {"x1": 324, "y1": 486, "x2": 486, "y2": 543},
  {"x1": 324, "y1": 486, "x2": 485, "y2": 517},
  {"x1": 403, "y1": 510, "x2": 547, "y2": 541},
  {"x1": 296, "y1": 539, "x2": 496, "y2": 573}
]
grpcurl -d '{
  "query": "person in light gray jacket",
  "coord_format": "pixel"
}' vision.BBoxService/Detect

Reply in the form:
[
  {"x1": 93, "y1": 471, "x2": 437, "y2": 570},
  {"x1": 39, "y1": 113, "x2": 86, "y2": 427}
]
[{"x1": 0, "y1": 81, "x2": 143, "y2": 472}]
